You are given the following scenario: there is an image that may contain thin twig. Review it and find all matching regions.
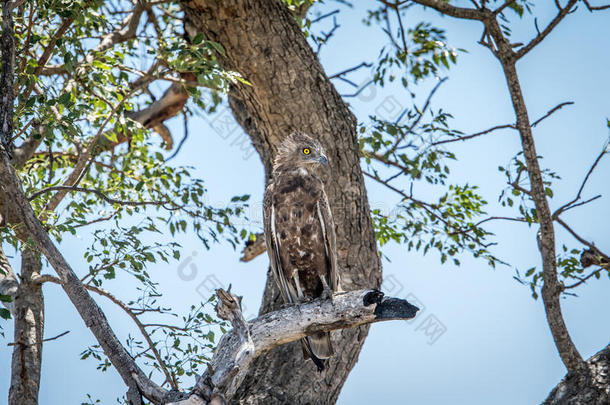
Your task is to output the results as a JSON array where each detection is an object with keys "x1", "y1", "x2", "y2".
[
  {"x1": 553, "y1": 141, "x2": 608, "y2": 218},
  {"x1": 531, "y1": 101, "x2": 574, "y2": 127},
  {"x1": 432, "y1": 123, "x2": 515, "y2": 146},
  {"x1": 28, "y1": 185, "x2": 169, "y2": 207},
  {"x1": 582, "y1": 0, "x2": 610, "y2": 11},
  {"x1": 515, "y1": 0, "x2": 578, "y2": 59}
]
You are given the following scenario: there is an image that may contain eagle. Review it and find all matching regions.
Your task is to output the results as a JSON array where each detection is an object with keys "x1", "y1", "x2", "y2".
[{"x1": 263, "y1": 131, "x2": 339, "y2": 371}]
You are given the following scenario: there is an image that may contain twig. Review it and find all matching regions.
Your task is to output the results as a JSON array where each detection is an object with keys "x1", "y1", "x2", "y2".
[
  {"x1": 43, "y1": 330, "x2": 70, "y2": 342},
  {"x1": 329, "y1": 62, "x2": 372, "y2": 79},
  {"x1": 165, "y1": 112, "x2": 189, "y2": 162},
  {"x1": 28, "y1": 185, "x2": 169, "y2": 207},
  {"x1": 555, "y1": 218, "x2": 610, "y2": 262},
  {"x1": 553, "y1": 141, "x2": 608, "y2": 218},
  {"x1": 493, "y1": 0, "x2": 516, "y2": 15},
  {"x1": 531, "y1": 101, "x2": 574, "y2": 127},
  {"x1": 564, "y1": 268, "x2": 607, "y2": 289},
  {"x1": 515, "y1": 0, "x2": 578, "y2": 59},
  {"x1": 432, "y1": 123, "x2": 515, "y2": 146},
  {"x1": 582, "y1": 0, "x2": 610, "y2": 11},
  {"x1": 310, "y1": 9, "x2": 340, "y2": 23}
]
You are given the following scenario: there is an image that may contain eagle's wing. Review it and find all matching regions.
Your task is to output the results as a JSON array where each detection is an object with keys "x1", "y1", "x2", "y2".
[
  {"x1": 316, "y1": 188, "x2": 339, "y2": 291},
  {"x1": 263, "y1": 185, "x2": 295, "y2": 304}
]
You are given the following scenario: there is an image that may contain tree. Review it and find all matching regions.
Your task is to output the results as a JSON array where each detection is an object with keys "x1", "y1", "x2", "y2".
[{"x1": 0, "y1": 0, "x2": 608, "y2": 404}]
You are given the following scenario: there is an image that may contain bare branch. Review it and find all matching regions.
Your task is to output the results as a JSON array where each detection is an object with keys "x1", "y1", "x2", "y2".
[
  {"x1": 389, "y1": 77, "x2": 448, "y2": 153},
  {"x1": 328, "y1": 62, "x2": 372, "y2": 79},
  {"x1": 32, "y1": 265, "x2": 180, "y2": 391},
  {"x1": 42, "y1": 330, "x2": 70, "y2": 343},
  {"x1": 515, "y1": 0, "x2": 578, "y2": 59},
  {"x1": 432, "y1": 123, "x2": 515, "y2": 146},
  {"x1": 564, "y1": 268, "x2": 608, "y2": 289},
  {"x1": 310, "y1": 9, "x2": 340, "y2": 23},
  {"x1": 28, "y1": 185, "x2": 170, "y2": 207},
  {"x1": 553, "y1": 141, "x2": 608, "y2": 218},
  {"x1": 531, "y1": 101, "x2": 574, "y2": 128},
  {"x1": 555, "y1": 217, "x2": 610, "y2": 263},
  {"x1": 582, "y1": 0, "x2": 610, "y2": 11},
  {"x1": 493, "y1": 0, "x2": 516, "y2": 15},
  {"x1": 124, "y1": 77, "x2": 192, "y2": 133},
  {"x1": 174, "y1": 288, "x2": 419, "y2": 405},
  {"x1": 385, "y1": 0, "x2": 484, "y2": 20}
]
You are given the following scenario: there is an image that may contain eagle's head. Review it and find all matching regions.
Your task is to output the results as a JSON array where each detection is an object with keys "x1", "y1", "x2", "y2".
[{"x1": 274, "y1": 131, "x2": 329, "y2": 171}]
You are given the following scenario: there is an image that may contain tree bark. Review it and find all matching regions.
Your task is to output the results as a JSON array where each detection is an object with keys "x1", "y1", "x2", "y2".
[
  {"x1": 544, "y1": 343, "x2": 610, "y2": 405},
  {"x1": 9, "y1": 248, "x2": 44, "y2": 405},
  {"x1": 0, "y1": 245, "x2": 18, "y2": 314},
  {"x1": 181, "y1": 1, "x2": 382, "y2": 403},
  {"x1": 479, "y1": 12, "x2": 585, "y2": 374}
]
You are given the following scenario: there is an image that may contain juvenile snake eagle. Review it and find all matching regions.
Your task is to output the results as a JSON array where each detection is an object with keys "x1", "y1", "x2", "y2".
[{"x1": 263, "y1": 131, "x2": 339, "y2": 371}]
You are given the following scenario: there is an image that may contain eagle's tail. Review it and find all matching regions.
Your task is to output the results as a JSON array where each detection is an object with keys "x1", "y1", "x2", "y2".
[{"x1": 301, "y1": 332, "x2": 333, "y2": 371}]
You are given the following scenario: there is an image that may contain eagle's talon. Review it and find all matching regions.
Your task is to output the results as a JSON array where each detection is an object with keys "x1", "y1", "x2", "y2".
[{"x1": 321, "y1": 287, "x2": 333, "y2": 302}]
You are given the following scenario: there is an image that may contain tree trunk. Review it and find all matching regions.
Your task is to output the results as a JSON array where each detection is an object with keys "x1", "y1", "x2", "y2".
[
  {"x1": 181, "y1": 1, "x2": 382, "y2": 403},
  {"x1": 9, "y1": 248, "x2": 44, "y2": 405},
  {"x1": 544, "y1": 343, "x2": 610, "y2": 405}
]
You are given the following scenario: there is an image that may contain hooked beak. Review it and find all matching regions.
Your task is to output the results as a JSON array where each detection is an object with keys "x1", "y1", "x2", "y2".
[{"x1": 317, "y1": 154, "x2": 328, "y2": 166}]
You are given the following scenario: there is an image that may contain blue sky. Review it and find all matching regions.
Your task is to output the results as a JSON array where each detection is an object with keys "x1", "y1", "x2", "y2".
[{"x1": 1, "y1": 1, "x2": 609, "y2": 404}]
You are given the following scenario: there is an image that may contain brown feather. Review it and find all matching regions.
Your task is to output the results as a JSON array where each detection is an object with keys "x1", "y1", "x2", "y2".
[{"x1": 263, "y1": 132, "x2": 339, "y2": 370}]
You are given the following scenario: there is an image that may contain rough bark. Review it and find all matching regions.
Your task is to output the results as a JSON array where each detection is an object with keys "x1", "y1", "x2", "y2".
[
  {"x1": 181, "y1": 1, "x2": 382, "y2": 403},
  {"x1": 544, "y1": 343, "x2": 610, "y2": 405},
  {"x1": 0, "y1": 245, "x2": 18, "y2": 314},
  {"x1": 9, "y1": 248, "x2": 44, "y2": 405}
]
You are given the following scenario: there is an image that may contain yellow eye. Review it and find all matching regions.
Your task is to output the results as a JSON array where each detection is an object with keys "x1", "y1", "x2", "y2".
[{"x1": 303, "y1": 148, "x2": 311, "y2": 155}]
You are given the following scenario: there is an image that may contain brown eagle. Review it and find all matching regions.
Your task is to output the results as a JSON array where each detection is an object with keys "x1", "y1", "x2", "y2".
[{"x1": 263, "y1": 131, "x2": 339, "y2": 371}]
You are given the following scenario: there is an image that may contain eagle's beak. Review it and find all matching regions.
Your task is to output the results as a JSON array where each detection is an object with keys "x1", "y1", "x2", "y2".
[{"x1": 318, "y1": 155, "x2": 328, "y2": 165}]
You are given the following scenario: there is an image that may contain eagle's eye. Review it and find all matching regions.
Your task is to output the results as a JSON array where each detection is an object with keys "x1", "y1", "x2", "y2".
[{"x1": 302, "y1": 148, "x2": 311, "y2": 155}]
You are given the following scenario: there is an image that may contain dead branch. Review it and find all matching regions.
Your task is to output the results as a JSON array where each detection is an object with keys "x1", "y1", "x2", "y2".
[{"x1": 170, "y1": 288, "x2": 418, "y2": 405}]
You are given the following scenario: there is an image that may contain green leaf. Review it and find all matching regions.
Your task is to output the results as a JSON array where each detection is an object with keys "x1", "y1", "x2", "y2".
[
  {"x1": 58, "y1": 92, "x2": 72, "y2": 106},
  {"x1": 193, "y1": 33, "x2": 205, "y2": 45},
  {"x1": 0, "y1": 308, "x2": 11, "y2": 320}
]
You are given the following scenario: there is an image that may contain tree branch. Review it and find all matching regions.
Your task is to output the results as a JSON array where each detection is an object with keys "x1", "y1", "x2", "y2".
[
  {"x1": 28, "y1": 185, "x2": 170, "y2": 207},
  {"x1": 479, "y1": 10, "x2": 585, "y2": 372},
  {"x1": 388, "y1": 0, "x2": 484, "y2": 20},
  {"x1": 515, "y1": 0, "x2": 578, "y2": 60},
  {"x1": 530, "y1": 101, "x2": 574, "y2": 128},
  {"x1": 553, "y1": 141, "x2": 608, "y2": 218},
  {"x1": 431, "y1": 123, "x2": 515, "y2": 146},
  {"x1": 0, "y1": 7, "x2": 173, "y2": 399},
  {"x1": 582, "y1": 0, "x2": 610, "y2": 11},
  {"x1": 173, "y1": 288, "x2": 418, "y2": 405}
]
